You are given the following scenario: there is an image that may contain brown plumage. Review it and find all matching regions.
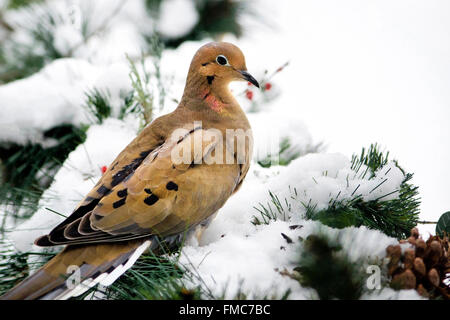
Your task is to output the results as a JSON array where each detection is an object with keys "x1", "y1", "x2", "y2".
[{"x1": 1, "y1": 42, "x2": 259, "y2": 300}]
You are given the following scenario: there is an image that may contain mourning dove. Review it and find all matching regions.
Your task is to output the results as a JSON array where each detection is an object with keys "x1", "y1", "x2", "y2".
[{"x1": 1, "y1": 42, "x2": 259, "y2": 300}]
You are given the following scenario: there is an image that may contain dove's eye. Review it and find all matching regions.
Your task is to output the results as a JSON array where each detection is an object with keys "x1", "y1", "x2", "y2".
[{"x1": 216, "y1": 55, "x2": 228, "y2": 66}]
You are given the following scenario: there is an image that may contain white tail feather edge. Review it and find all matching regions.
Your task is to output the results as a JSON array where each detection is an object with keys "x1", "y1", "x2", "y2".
[{"x1": 52, "y1": 240, "x2": 152, "y2": 300}]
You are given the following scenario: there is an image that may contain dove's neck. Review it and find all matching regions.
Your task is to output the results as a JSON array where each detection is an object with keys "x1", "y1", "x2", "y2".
[{"x1": 181, "y1": 73, "x2": 239, "y2": 114}]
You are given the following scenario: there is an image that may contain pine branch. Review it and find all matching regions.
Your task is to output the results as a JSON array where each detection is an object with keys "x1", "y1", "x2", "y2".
[
  {"x1": 126, "y1": 54, "x2": 153, "y2": 128},
  {"x1": 254, "y1": 144, "x2": 420, "y2": 238},
  {"x1": 280, "y1": 233, "x2": 366, "y2": 300},
  {"x1": 84, "y1": 88, "x2": 112, "y2": 124},
  {"x1": 305, "y1": 144, "x2": 420, "y2": 238}
]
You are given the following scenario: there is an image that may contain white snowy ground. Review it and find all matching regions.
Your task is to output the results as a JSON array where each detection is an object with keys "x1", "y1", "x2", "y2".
[{"x1": 1, "y1": 0, "x2": 445, "y2": 299}]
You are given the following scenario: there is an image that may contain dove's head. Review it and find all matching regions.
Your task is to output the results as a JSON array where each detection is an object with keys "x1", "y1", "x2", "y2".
[{"x1": 182, "y1": 42, "x2": 259, "y2": 111}]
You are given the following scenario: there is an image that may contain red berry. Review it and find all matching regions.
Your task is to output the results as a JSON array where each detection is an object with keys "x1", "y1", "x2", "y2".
[
  {"x1": 101, "y1": 165, "x2": 107, "y2": 174},
  {"x1": 246, "y1": 90, "x2": 253, "y2": 100},
  {"x1": 265, "y1": 83, "x2": 272, "y2": 91}
]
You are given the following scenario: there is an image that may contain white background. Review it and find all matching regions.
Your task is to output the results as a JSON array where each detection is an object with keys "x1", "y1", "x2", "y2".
[{"x1": 245, "y1": 0, "x2": 450, "y2": 234}]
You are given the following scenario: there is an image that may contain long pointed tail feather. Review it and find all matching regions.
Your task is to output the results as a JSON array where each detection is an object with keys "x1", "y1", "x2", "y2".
[{"x1": 1, "y1": 239, "x2": 151, "y2": 300}]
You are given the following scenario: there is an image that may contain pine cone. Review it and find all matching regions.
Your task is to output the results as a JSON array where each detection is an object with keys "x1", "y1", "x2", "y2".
[{"x1": 386, "y1": 228, "x2": 449, "y2": 299}]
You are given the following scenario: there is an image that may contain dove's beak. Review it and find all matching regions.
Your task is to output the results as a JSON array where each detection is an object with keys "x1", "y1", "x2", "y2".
[{"x1": 239, "y1": 70, "x2": 259, "y2": 88}]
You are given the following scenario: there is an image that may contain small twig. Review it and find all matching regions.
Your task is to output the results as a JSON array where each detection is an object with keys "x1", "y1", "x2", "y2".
[{"x1": 417, "y1": 220, "x2": 437, "y2": 224}]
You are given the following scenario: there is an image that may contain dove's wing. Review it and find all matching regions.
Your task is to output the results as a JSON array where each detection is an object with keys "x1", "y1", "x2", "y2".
[
  {"x1": 35, "y1": 119, "x2": 242, "y2": 247},
  {"x1": 34, "y1": 114, "x2": 168, "y2": 245}
]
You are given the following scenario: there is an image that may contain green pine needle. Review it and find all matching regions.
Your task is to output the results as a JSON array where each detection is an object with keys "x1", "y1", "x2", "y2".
[
  {"x1": 291, "y1": 233, "x2": 365, "y2": 300},
  {"x1": 306, "y1": 144, "x2": 419, "y2": 238},
  {"x1": 84, "y1": 88, "x2": 112, "y2": 124}
]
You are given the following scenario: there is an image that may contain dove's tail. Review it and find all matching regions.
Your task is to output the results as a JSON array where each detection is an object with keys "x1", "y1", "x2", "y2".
[{"x1": 0, "y1": 239, "x2": 151, "y2": 300}]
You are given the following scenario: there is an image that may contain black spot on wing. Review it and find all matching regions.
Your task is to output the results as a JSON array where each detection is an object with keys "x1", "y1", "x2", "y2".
[
  {"x1": 113, "y1": 198, "x2": 126, "y2": 209},
  {"x1": 166, "y1": 181, "x2": 178, "y2": 191},
  {"x1": 117, "y1": 188, "x2": 128, "y2": 198},
  {"x1": 144, "y1": 194, "x2": 159, "y2": 206}
]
